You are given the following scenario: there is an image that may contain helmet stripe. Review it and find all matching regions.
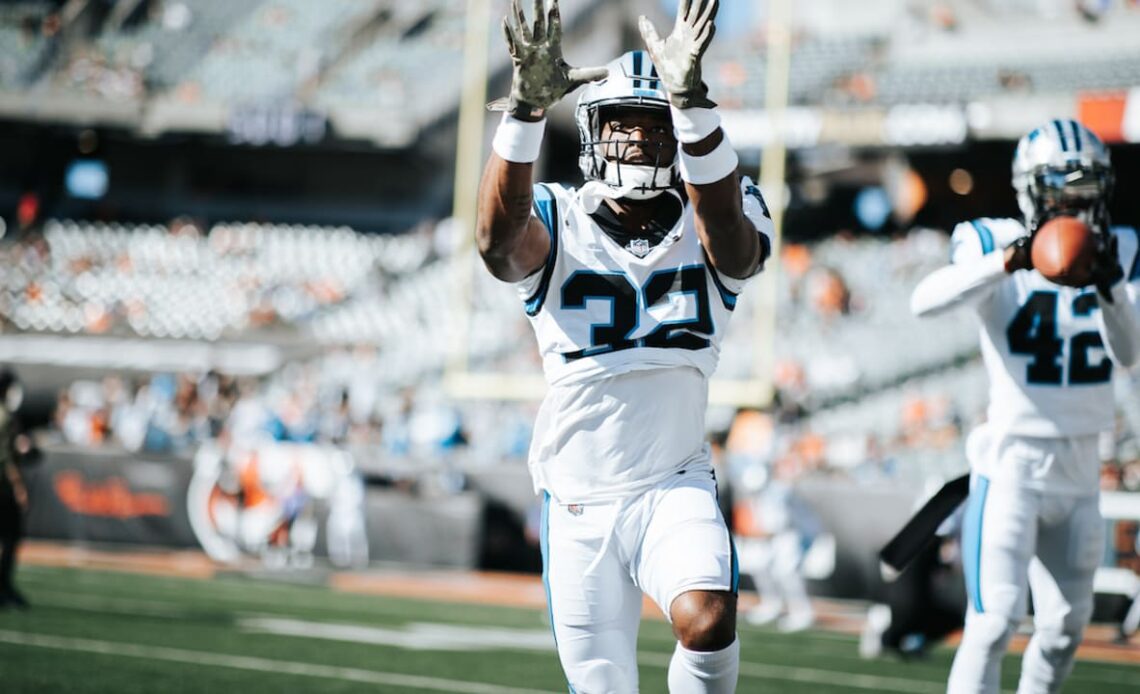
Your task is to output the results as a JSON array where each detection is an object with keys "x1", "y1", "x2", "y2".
[
  {"x1": 1053, "y1": 119, "x2": 1070, "y2": 152},
  {"x1": 1070, "y1": 120, "x2": 1082, "y2": 152},
  {"x1": 633, "y1": 51, "x2": 643, "y2": 89}
]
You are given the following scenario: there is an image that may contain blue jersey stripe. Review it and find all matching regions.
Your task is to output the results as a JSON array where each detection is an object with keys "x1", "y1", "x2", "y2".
[
  {"x1": 730, "y1": 535, "x2": 740, "y2": 594},
  {"x1": 970, "y1": 220, "x2": 995, "y2": 254},
  {"x1": 533, "y1": 182, "x2": 557, "y2": 231},
  {"x1": 540, "y1": 493, "x2": 576, "y2": 693},
  {"x1": 524, "y1": 183, "x2": 559, "y2": 316},
  {"x1": 757, "y1": 230, "x2": 772, "y2": 267},
  {"x1": 702, "y1": 249, "x2": 738, "y2": 311},
  {"x1": 963, "y1": 476, "x2": 990, "y2": 614}
]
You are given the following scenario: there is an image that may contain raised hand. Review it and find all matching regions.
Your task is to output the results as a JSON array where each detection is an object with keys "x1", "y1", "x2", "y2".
[
  {"x1": 488, "y1": 0, "x2": 608, "y2": 121},
  {"x1": 638, "y1": 0, "x2": 719, "y2": 109}
]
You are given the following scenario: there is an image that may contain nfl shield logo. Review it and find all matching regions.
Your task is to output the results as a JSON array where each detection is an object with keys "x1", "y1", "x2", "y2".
[
  {"x1": 567, "y1": 504, "x2": 584, "y2": 517},
  {"x1": 627, "y1": 238, "x2": 651, "y2": 257}
]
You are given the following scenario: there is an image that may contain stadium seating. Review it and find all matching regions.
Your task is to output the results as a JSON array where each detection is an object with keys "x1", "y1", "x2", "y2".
[
  {"x1": 1, "y1": 219, "x2": 432, "y2": 340},
  {"x1": 5, "y1": 0, "x2": 1140, "y2": 127},
  {"x1": 0, "y1": 1, "x2": 54, "y2": 90}
]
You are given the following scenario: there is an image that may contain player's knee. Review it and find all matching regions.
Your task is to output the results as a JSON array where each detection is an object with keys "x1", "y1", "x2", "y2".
[
  {"x1": 963, "y1": 610, "x2": 1018, "y2": 653},
  {"x1": 1036, "y1": 608, "x2": 1091, "y2": 654},
  {"x1": 670, "y1": 590, "x2": 736, "y2": 651}
]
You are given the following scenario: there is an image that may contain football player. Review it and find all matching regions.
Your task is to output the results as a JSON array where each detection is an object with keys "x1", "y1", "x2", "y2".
[
  {"x1": 476, "y1": 1, "x2": 771, "y2": 691},
  {"x1": 910, "y1": 119, "x2": 1140, "y2": 693}
]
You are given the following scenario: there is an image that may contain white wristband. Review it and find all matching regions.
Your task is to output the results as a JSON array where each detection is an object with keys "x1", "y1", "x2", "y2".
[
  {"x1": 670, "y1": 106, "x2": 721, "y2": 144},
  {"x1": 492, "y1": 114, "x2": 546, "y2": 163},
  {"x1": 679, "y1": 138, "x2": 739, "y2": 185}
]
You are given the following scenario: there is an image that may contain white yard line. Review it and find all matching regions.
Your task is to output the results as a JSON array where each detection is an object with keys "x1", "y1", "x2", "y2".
[{"x1": 0, "y1": 630, "x2": 558, "y2": 694}]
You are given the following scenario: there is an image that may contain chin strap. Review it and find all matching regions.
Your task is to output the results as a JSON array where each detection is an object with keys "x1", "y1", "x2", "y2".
[
  {"x1": 576, "y1": 181, "x2": 681, "y2": 215},
  {"x1": 577, "y1": 163, "x2": 673, "y2": 212},
  {"x1": 577, "y1": 180, "x2": 636, "y2": 213}
]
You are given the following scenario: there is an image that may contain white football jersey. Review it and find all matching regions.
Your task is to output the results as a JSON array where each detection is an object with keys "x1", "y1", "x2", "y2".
[
  {"x1": 949, "y1": 217, "x2": 1140, "y2": 439},
  {"x1": 515, "y1": 177, "x2": 773, "y2": 503}
]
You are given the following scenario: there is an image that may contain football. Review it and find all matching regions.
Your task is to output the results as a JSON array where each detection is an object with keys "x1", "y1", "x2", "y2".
[{"x1": 1031, "y1": 216, "x2": 1096, "y2": 286}]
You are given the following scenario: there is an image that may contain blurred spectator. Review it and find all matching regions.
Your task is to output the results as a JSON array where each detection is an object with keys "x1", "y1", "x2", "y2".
[
  {"x1": 806, "y1": 266, "x2": 852, "y2": 318},
  {"x1": 1, "y1": 368, "x2": 29, "y2": 609},
  {"x1": 736, "y1": 455, "x2": 822, "y2": 632}
]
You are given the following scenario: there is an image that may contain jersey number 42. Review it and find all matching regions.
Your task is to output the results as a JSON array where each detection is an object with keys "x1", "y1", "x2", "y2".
[{"x1": 1006, "y1": 290, "x2": 1112, "y2": 386}]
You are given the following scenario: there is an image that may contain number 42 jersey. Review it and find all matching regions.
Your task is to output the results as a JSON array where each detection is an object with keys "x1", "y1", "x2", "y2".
[
  {"x1": 949, "y1": 217, "x2": 1140, "y2": 439},
  {"x1": 513, "y1": 177, "x2": 772, "y2": 503}
]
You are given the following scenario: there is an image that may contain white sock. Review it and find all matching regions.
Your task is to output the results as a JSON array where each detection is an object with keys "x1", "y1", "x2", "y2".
[{"x1": 667, "y1": 637, "x2": 740, "y2": 694}]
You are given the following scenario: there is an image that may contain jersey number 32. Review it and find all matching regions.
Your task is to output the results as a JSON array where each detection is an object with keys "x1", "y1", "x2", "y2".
[{"x1": 560, "y1": 266, "x2": 712, "y2": 361}]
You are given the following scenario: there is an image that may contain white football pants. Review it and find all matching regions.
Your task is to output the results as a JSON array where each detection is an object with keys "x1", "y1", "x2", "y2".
[
  {"x1": 541, "y1": 468, "x2": 738, "y2": 693},
  {"x1": 948, "y1": 433, "x2": 1103, "y2": 694}
]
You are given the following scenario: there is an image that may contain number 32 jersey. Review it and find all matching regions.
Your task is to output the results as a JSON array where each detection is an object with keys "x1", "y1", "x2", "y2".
[
  {"x1": 514, "y1": 178, "x2": 772, "y2": 503},
  {"x1": 950, "y1": 217, "x2": 1140, "y2": 439}
]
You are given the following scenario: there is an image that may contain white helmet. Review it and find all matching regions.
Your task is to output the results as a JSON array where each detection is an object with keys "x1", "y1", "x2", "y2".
[
  {"x1": 1012, "y1": 119, "x2": 1113, "y2": 230},
  {"x1": 575, "y1": 50, "x2": 677, "y2": 203}
]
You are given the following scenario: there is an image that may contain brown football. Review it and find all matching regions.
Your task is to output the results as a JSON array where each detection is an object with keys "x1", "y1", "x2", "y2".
[{"x1": 1031, "y1": 216, "x2": 1096, "y2": 287}]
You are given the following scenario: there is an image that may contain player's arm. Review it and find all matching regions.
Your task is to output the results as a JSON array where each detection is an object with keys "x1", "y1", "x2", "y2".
[
  {"x1": 910, "y1": 222, "x2": 1027, "y2": 318},
  {"x1": 640, "y1": 0, "x2": 763, "y2": 279},
  {"x1": 1092, "y1": 230, "x2": 1140, "y2": 367},
  {"x1": 476, "y1": 154, "x2": 550, "y2": 282},
  {"x1": 683, "y1": 132, "x2": 763, "y2": 279},
  {"x1": 475, "y1": 0, "x2": 606, "y2": 282}
]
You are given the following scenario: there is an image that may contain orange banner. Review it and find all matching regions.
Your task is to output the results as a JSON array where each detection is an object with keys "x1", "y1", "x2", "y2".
[
  {"x1": 54, "y1": 471, "x2": 171, "y2": 519},
  {"x1": 1077, "y1": 92, "x2": 1127, "y2": 143}
]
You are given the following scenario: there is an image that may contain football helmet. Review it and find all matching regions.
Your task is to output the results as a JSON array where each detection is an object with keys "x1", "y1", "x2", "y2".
[
  {"x1": 575, "y1": 50, "x2": 677, "y2": 203},
  {"x1": 1012, "y1": 119, "x2": 1113, "y2": 231}
]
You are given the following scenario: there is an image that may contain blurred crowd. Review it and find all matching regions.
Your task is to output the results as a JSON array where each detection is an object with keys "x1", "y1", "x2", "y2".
[
  {"x1": 25, "y1": 221, "x2": 1140, "y2": 494},
  {"x1": 46, "y1": 353, "x2": 534, "y2": 475},
  {"x1": 0, "y1": 216, "x2": 434, "y2": 339}
]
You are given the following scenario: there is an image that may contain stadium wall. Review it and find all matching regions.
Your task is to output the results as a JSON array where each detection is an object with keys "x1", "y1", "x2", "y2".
[{"x1": 24, "y1": 447, "x2": 487, "y2": 569}]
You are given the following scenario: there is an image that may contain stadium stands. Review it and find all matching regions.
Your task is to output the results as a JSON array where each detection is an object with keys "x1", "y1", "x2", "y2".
[
  {"x1": 1, "y1": 218, "x2": 432, "y2": 339},
  {"x1": 0, "y1": 0, "x2": 54, "y2": 90},
  {"x1": 4, "y1": 0, "x2": 1140, "y2": 145},
  {"x1": 10, "y1": 213, "x2": 1001, "y2": 480}
]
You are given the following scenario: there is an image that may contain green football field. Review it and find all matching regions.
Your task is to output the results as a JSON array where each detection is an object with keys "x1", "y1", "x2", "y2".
[{"x1": 0, "y1": 565, "x2": 1136, "y2": 693}]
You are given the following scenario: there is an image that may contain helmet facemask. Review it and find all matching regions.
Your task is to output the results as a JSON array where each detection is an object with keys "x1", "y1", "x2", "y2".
[
  {"x1": 1025, "y1": 162, "x2": 1113, "y2": 230},
  {"x1": 582, "y1": 103, "x2": 677, "y2": 201},
  {"x1": 574, "y1": 51, "x2": 679, "y2": 211},
  {"x1": 1012, "y1": 120, "x2": 1114, "y2": 232}
]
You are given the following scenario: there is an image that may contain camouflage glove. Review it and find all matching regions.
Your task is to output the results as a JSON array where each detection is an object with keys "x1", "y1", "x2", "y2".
[
  {"x1": 638, "y1": 0, "x2": 719, "y2": 109},
  {"x1": 487, "y1": 0, "x2": 607, "y2": 122},
  {"x1": 1091, "y1": 233, "x2": 1124, "y2": 304}
]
